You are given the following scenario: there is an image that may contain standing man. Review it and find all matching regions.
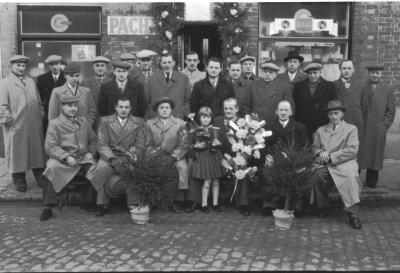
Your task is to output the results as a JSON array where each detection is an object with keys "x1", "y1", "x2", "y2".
[
  {"x1": 334, "y1": 60, "x2": 367, "y2": 163},
  {"x1": 129, "y1": 49, "x2": 158, "y2": 87},
  {"x1": 48, "y1": 64, "x2": 97, "y2": 126},
  {"x1": 240, "y1": 55, "x2": 259, "y2": 82},
  {"x1": 98, "y1": 61, "x2": 147, "y2": 118},
  {"x1": 292, "y1": 62, "x2": 337, "y2": 141},
  {"x1": 242, "y1": 62, "x2": 293, "y2": 124},
  {"x1": 360, "y1": 65, "x2": 396, "y2": 188},
  {"x1": 181, "y1": 51, "x2": 206, "y2": 92},
  {"x1": 277, "y1": 50, "x2": 307, "y2": 84},
  {"x1": 147, "y1": 53, "x2": 191, "y2": 119},
  {"x1": 81, "y1": 56, "x2": 112, "y2": 105},
  {"x1": 40, "y1": 96, "x2": 97, "y2": 221},
  {"x1": 0, "y1": 55, "x2": 46, "y2": 192},
  {"x1": 120, "y1": 53, "x2": 136, "y2": 71},
  {"x1": 190, "y1": 57, "x2": 235, "y2": 118},
  {"x1": 36, "y1": 54, "x2": 66, "y2": 133}
]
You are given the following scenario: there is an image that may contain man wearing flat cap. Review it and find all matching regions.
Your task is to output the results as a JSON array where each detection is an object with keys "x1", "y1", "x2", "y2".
[
  {"x1": 120, "y1": 53, "x2": 136, "y2": 70},
  {"x1": 36, "y1": 54, "x2": 66, "y2": 133},
  {"x1": 277, "y1": 50, "x2": 307, "y2": 84},
  {"x1": 40, "y1": 95, "x2": 97, "y2": 221},
  {"x1": 129, "y1": 49, "x2": 158, "y2": 86},
  {"x1": 48, "y1": 64, "x2": 97, "y2": 126},
  {"x1": 310, "y1": 99, "x2": 362, "y2": 229},
  {"x1": 242, "y1": 62, "x2": 293, "y2": 124},
  {"x1": 98, "y1": 61, "x2": 147, "y2": 118},
  {"x1": 0, "y1": 55, "x2": 46, "y2": 192},
  {"x1": 240, "y1": 55, "x2": 259, "y2": 82},
  {"x1": 292, "y1": 62, "x2": 338, "y2": 141},
  {"x1": 359, "y1": 65, "x2": 396, "y2": 188}
]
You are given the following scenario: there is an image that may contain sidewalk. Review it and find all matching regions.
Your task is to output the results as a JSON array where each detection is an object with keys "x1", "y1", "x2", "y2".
[{"x1": 0, "y1": 158, "x2": 399, "y2": 202}]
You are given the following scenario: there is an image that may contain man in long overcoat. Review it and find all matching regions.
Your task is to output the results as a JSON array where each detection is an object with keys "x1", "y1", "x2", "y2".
[
  {"x1": 292, "y1": 62, "x2": 338, "y2": 141},
  {"x1": 147, "y1": 53, "x2": 191, "y2": 119},
  {"x1": 359, "y1": 65, "x2": 396, "y2": 188},
  {"x1": 97, "y1": 61, "x2": 147, "y2": 118},
  {"x1": 48, "y1": 64, "x2": 97, "y2": 126},
  {"x1": 276, "y1": 50, "x2": 307, "y2": 85},
  {"x1": 129, "y1": 49, "x2": 158, "y2": 87},
  {"x1": 87, "y1": 98, "x2": 145, "y2": 216},
  {"x1": 36, "y1": 55, "x2": 66, "y2": 133},
  {"x1": 40, "y1": 96, "x2": 97, "y2": 221},
  {"x1": 310, "y1": 100, "x2": 362, "y2": 229},
  {"x1": 242, "y1": 62, "x2": 293, "y2": 125},
  {"x1": 0, "y1": 55, "x2": 46, "y2": 192},
  {"x1": 190, "y1": 57, "x2": 236, "y2": 118}
]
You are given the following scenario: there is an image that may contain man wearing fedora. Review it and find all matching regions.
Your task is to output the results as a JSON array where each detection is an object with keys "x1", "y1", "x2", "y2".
[
  {"x1": 277, "y1": 50, "x2": 307, "y2": 84},
  {"x1": 40, "y1": 95, "x2": 97, "y2": 221},
  {"x1": 310, "y1": 99, "x2": 362, "y2": 229},
  {"x1": 129, "y1": 49, "x2": 158, "y2": 86},
  {"x1": 0, "y1": 55, "x2": 46, "y2": 192},
  {"x1": 36, "y1": 54, "x2": 66, "y2": 133},
  {"x1": 240, "y1": 55, "x2": 259, "y2": 82},
  {"x1": 242, "y1": 62, "x2": 293, "y2": 124},
  {"x1": 48, "y1": 64, "x2": 97, "y2": 127},
  {"x1": 359, "y1": 65, "x2": 396, "y2": 188},
  {"x1": 98, "y1": 61, "x2": 147, "y2": 118},
  {"x1": 292, "y1": 62, "x2": 338, "y2": 141}
]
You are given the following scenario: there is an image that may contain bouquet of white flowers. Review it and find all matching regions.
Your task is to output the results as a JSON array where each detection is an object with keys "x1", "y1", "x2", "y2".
[{"x1": 220, "y1": 114, "x2": 272, "y2": 201}]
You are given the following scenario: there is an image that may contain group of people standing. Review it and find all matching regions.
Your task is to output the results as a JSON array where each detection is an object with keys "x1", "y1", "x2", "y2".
[{"x1": 0, "y1": 48, "x2": 396, "y2": 230}]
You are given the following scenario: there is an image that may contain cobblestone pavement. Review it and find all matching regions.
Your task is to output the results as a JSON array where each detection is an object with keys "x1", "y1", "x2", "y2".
[{"x1": 1, "y1": 201, "x2": 400, "y2": 271}]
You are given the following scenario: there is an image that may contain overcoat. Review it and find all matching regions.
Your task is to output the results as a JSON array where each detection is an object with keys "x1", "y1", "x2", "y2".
[
  {"x1": 312, "y1": 121, "x2": 362, "y2": 208},
  {"x1": 227, "y1": 77, "x2": 252, "y2": 117},
  {"x1": 144, "y1": 116, "x2": 189, "y2": 189},
  {"x1": 276, "y1": 70, "x2": 307, "y2": 85},
  {"x1": 129, "y1": 67, "x2": 154, "y2": 87},
  {"x1": 48, "y1": 83, "x2": 97, "y2": 126},
  {"x1": 0, "y1": 73, "x2": 46, "y2": 173},
  {"x1": 81, "y1": 74, "x2": 113, "y2": 105},
  {"x1": 36, "y1": 70, "x2": 66, "y2": 116},
  {"x1": 43, "y1": 115, "x2": 97, "y2": 193},
  {"x1": 265, "y1": 118, "x2": 308, "y2": 150},
  {"x1": 87, "y1": 114, "x2": 146, "y2": 192},
  {"x1": 292, "y1": 77, "x2": 338, "y2": 141},
  {"x1": 147, "y1": 70, "x2": 191, "y2": 119},
  {"x1": 242, "y1": 78, "x2": 293, "y2": 124},
  {"x1": 97, "y1": 78, "x2": 147, "y2": 118},
  {"x1": 190, "y1": 76, "x2": 236, "y2": 118},
  {"x1": 359, "y1": 81, "x2": 396, "y2": 170}
]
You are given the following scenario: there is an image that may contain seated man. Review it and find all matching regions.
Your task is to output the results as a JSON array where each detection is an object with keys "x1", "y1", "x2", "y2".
[
  {"x1": 311, "y1": 100, "x2": 362, "y2": 229},
  {"x1": 40, "y1": 96, "x2": 97, "y2": 221},
  {"x1": 262, "y1": 100, "x2": 309, "y2": 217},
  {"x1": 87, "y1": 98, "x2": 145, "y2": 216}
]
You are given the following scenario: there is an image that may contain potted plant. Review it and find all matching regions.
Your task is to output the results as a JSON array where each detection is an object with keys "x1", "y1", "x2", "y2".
[
  {"x1": 261, "y1": 142, "x2": 314, "y2": 230},
  {"x1": 117, "y1": 149, "x2": 178, "y2": 224}
]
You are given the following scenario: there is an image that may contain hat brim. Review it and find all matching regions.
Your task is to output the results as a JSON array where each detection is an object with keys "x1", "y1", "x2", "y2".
[
  {"x1": 324, "y1": 106, "x2": 346, "y2": 113},
  {"x1": 284, "y1": 56, "x2": 304, "y2": 62},
  {"x1": 152, "y1": 98, "x2": 175, "y2": 112},
  {"x1": 240, "y1": 57, "x2": 256, "y2": 63}
]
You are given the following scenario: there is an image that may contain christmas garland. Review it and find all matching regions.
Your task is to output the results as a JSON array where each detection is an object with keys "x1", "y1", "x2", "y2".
[{"x1": 214, "y1": 2, "x2": 249, "y2": 62}]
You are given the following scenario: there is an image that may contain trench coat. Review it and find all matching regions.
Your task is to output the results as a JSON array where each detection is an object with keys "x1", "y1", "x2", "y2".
[
  {"x1": 48, "y1": 84, "x2": 97, "y2": 126},
  {"x1": 359, "y1": 81, "x2": 396, "y2": 170},
  {"x1": 81, "y1": 74, "x2": 113, "y2": 105},
  {"x1": 312, "y1": 121, "x2": 361, "y2": 208},
  {"x1": 87, "y1": 114, "x2": 146, "y2": 192},
  {"x1": 144, "y1": 116, "x2": 189, "y2": 189},
  {"x1": 276, "y1": 70, "x2": 307, "y2": 85},
  {"x1": 147, "y1": 70, "x2": 191, "y2": 119},
  {"x1": 0, "y1": 73, "x2": 46, "y2": 173},
  {"x1": 43, "y1": 115, "x2": 97, "y2": 193},
  {"x1": 242, "y1": 78, "x2": 293, "y2": 124}
]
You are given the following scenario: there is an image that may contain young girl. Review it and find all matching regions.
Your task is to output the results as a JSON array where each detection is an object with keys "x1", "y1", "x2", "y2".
[{"x1": 190, "y1": 107, "x2": 225, "y2": 213}]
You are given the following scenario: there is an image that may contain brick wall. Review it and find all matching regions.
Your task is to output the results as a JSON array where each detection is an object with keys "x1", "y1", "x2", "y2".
[
  {"x1": 0, "y1": 4, "x2": 17, "y2": 78},
  {"x1": 242, "y1": 3, "x2": 259, "y2": 57}
]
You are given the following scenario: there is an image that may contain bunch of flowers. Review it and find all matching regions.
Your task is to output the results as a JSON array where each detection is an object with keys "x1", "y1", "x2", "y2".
[{"x1": 221, "y1": 114, "x2": 272, "y2": 200}]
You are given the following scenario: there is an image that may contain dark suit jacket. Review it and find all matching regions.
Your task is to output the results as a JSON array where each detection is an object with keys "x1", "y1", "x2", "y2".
[
  {"x1": 97, "y1": 78, "x2": 147, "y2": 118},
  {"x1": 213, "y1": 116, "x2": 234, "y2": 156},
  {"x1": 227, "y1": 77, "x2": 252, "y2": 117},
  {"x1": 276, "y1": 70, "x2": 307, "y2": 85},
  {"x1": 81, "y1": 74, "x2": 113, "y2": 105},
  {"x1": 266, "y1": 118, "x2": 308, "y2": 150},
  {"x1": 190, "y1": 76, "x2": 235, "y2": 117},
  {"x1": 292, "y1": 77, "x2": 338, "y2": 141}
]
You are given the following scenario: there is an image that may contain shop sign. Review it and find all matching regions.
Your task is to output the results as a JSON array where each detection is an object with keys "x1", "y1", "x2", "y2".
[
  {"x1": 295, "y1": 18, "x2": 313, "y2": 32},
  {"x1": 108, "y1": 16, "x2": 154, "y2": 35}
]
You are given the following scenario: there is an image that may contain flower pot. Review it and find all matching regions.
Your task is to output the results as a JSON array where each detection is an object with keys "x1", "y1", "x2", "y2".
[
  {"x1": 129, "y1": 205, "x2": 150, "y2": 225},
  {"x1": 272, "y1": 209, "x2": 294, "y2": 230}
]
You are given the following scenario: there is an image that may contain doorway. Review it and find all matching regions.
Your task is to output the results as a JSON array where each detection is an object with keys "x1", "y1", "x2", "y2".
[{"x1": 181, "y1": 24, "x2": 222, "y2": 71}]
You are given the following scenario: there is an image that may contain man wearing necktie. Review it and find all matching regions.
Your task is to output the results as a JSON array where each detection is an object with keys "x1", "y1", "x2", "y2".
[
  {"x1": 276, "y1": 50, "x2": 307, "y2": 85},
  {"x1": 129, "y1": 49, "x2": 158, "y2": 86},
  {"x1": 359, "y1": 65, "x2": 396, "y2": 188}
]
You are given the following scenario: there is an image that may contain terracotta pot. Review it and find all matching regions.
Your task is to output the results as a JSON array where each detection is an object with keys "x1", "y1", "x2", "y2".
[{"x1": 129, "y1": 205, "x2": 150, "y2": 225}]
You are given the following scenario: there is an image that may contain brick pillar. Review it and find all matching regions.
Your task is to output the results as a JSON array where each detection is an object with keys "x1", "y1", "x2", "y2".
[{"x1": 0, "y1": 4, "x2": 17, "y2": 78}]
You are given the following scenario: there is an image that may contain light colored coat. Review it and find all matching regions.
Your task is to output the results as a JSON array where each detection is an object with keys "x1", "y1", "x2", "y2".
[
  {"x1": 312, "y1": 121, "x2": 362, "y2": 208},
  {"x1": 87, "y1": 114, "x2": 146, "y2": 192},
  {"x1": 145, "y1": 116, "x2": 189, "y2": 189},
  {"x1": 48, "y1": 83, "x2": 97, "y2": 126},
  {"x1": 43, "y1": 115, "x2": 97, "y2": 193},
  {"x1": 0, "y1": 73, "x2": 46, "y2": 173}
]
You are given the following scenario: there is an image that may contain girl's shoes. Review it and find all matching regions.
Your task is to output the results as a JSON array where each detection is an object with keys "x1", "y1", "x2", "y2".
[
  {"x1": 200, "y1": 206, "x2": 210, "y2": 213},
  {"x1": 212, "y1": 205, "x2": 221, "y2": 212}
]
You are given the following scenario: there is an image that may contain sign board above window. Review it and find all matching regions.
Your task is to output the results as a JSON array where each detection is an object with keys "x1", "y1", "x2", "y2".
[
  {"x1": 184, "y1": 2, "x2": 212, "y2": 21},
  {"x1": 107, "y1": 16, "x2": 155, "y2": 35}
]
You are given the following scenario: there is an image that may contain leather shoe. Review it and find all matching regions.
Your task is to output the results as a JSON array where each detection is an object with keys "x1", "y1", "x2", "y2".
[
  {"x1": 185, "y1": 202, "x2": 198, "y2": 213},
  {"x1": 262, "y1": 207, "x2": 273, "y2": 217},
  {"x1": 212, "y1": 205, "x2": 221, "y2": 212},
  {"x1": 170, "y1": 203, "x2": 181, "y2": 214},
  {"x1": 199, "y1": 206, "x2": 210, "y2": 213},
  {"x1": 317, "y1": 208, "x2": 329, "y2": 218},
  {"x1": 40, "y1": 208, "x2": 53, "y2": 221},
  {"x1": 349, "y1": 216, "x2": 362, "y2": 229},
  {"x1": 240, "y1": 206, "x2": 250, "y2": 216},
  {"x1": 95, "y1": 206, "x2": 107, "y2": 216}
]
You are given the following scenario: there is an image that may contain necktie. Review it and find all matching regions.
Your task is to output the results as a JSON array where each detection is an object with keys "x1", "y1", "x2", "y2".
[
  {"x1": 332, "y1": 124, "x2": 336, "y2": 131},
  {"x1": 166, "y1": 73, "x2": 170, "y2": 82},
  {"x1": 96, "y1": 77, "x2": 103, "y2": 85},
  {"x1": 54, "y1": 75, "x2": 58, "y2": 84},
  {"x1": 19, "y1": 77, "x2": 26, "y2": 86},
  {"x1": 120, "y1": 118, "x2": 126, "y2": 127}
]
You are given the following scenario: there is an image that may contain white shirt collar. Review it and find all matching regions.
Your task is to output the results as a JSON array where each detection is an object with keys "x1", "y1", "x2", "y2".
[
  {"x1": 279, "y1": 119, "x2": 289, "y2": 128},
  {"x1": 66, "y1": 82, "x2": 76, "y2": 90},
  {"x1": 116, "y1": 79, "x2": 127, "y2": 88},
  {"x1": 118, "y1": 115, "x2": 128, "y2": 126},
  {"x1": 288, "y1": 71, "x2": 297, "y2": 81}
]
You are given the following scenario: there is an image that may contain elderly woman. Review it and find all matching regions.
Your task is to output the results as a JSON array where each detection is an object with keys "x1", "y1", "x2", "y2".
[{"x1": 144, "y1": 97, "x2": 190, "y2": 213}]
